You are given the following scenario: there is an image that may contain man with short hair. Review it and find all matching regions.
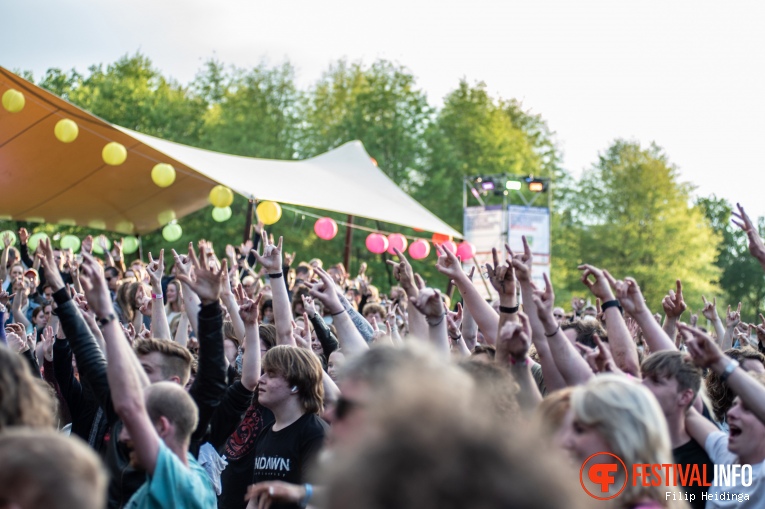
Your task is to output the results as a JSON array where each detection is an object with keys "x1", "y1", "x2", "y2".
[
  {"x1": 642, "y1": 350, "x2": 712, "y2": 508},
  {"x1": 78, "y1": 251, "x2": 216, "y2": 508}
]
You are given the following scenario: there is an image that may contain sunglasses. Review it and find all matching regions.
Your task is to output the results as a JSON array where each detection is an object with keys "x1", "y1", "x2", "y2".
[
  {"x1": 335, "y1": 396, "x2": 363, "y2": 421},
  {"x1": 554, "y1": 314, "x2": 564, "y2": 318}
]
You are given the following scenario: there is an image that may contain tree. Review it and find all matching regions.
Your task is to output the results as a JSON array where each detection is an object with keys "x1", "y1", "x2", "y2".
[
  {"x1": 697, "y1": 196, "x2": 765, "y2": 321},
  {"x1": 196, "y1": 62, "x2": 302, "y2": 160},
  {"x1": 559, "y1": 140, "x2": 721, "y2": 312}
]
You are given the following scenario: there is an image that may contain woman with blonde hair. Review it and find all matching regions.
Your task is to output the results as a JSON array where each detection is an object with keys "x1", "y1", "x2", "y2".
[
  {"x1": 0, "y1": 344, "x2": 56, "y2": 431},
  {"x1": 164, "y1": 279, "x2": 183, "y2": 324},
  {"x1": 562, "y1": 375, "x2": 687, "y2": 509}
]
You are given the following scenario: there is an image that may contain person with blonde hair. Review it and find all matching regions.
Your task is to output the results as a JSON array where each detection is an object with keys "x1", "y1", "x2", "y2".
[
  {"x1": 0, "y1": 343, "x2": 56, "y2": 431},
  {"x1": 562, "y1": 375, "x2": 686, "y2": 508}
]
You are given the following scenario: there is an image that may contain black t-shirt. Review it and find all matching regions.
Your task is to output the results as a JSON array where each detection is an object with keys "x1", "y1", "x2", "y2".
[
  {"x1": 218, "y1": 403, "x2": 275, "y2": 509},
  {"x1": 252, "y1": 413, "x2": 328, "y2": 509},
  {"x1": 673, "y1": 438, "x2": 713, "y2": 509}
]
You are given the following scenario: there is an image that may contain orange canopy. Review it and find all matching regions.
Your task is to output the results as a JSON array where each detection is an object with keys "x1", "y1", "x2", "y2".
[{"x1": 0, "y1": 67, "x2": 217, "y2": 235}]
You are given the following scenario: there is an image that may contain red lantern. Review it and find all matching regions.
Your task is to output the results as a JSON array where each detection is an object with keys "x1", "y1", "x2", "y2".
[
  {"x1": 314, "y1": 217, "x2": 338, "y2": 240},
  {"x1": 408, "y1": 239, "x2": 430, "y2": 260},
  {"x1": 432, "y1": 233, "x2": 452, "y2": 245},
  {"x1": 366, "y1": 233, "x2": 388, "y2": 254},
  {"x1": 456, "y1": 241, "x2": 476, "y2": 261}
]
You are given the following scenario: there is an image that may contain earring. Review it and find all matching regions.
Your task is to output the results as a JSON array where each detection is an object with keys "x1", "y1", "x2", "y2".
[{"x1": 291, "y1": 386, "x2": 298, "y2": 393}]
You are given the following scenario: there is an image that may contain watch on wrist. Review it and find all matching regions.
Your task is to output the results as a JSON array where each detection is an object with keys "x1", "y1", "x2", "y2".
[
  {"x1": 719, "y1": 359, "x2": 739, "y2": 383},
  {"x1": 97, "y1": 313, "x2": 117, "y2": 328}
]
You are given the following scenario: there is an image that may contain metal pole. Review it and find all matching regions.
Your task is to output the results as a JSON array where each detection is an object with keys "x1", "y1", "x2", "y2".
[
  {"x1": 343, "y1": 215, "x2": 354, "y2": 273},
  {"x1": 243, "y1": 199, "x2": 255, "y2": 243}
]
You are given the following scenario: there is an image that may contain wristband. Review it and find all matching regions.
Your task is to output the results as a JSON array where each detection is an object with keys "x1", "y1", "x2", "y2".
[
  {"x1": 299, "y1": 484, "x2": 313, "y2": 508},
  {"x1": 152, "y1": 293, "x2": 163, "y2": 300},
  {"x1": 499, "y1": 305, "x2": 519, "y2": 314},
  {"x1": 544, "y1": 324, "x2": 560, "y2": 337},
  {"x1": 449, "y1": 333, "x2": 462, "y2": 341},
  {"x1": 268, "y1": 272, "x2": 283, "y2": 279},
  {"x1": 719, "y1": 359, "x2": 740, "y2": 383},
  {"x1": 600, "y1": 299, "x2": 623, "y2": 315},
  {"x1": 331, "y1": 308, "x2": 346, "y2": 317},
  {"x1": 97, "y1": 313, "x2": 117, "y2": 328},
  {"x1": 426, "y1": 314, "x2": 445, "y2": 327},
  {"x1": 509, "y1": 356, "x2": 531, "y2": 366}
]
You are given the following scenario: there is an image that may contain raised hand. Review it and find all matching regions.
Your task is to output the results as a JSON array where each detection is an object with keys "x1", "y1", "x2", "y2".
[
  {"x1": 701, "y1": 296, "x2": 719, "y2": 322},
  {"x1": 172, "y1": 243, "x2": 194, "y2": 278},
  {"x1": 7, "y1": 326, "x2": 28, "y2": 353},
  {"x1": 661, "y1": 279, "x2": 687, "y2": 319},
  {"x1": 446, "y1": 302, "x2": 463, "y2": 339},
  {"x1": 389, "y1": 248, "x2": 419, "y2": 292},
  {"x1": 2, "y1": 232, "x2": 12, "y2": 248},
  {"x1": 571, "y1": 297, "x2": 586, "y2": 314},
  {"x1": 175, "y1": 247, "x2": 228, "y2": 306},
  {"x1": 578, "y1": 264, "x2": 616, "y2": 302},
  {"x1": 292, "y1": 316, "x2": 311, "y2": 349},
  {"x1": 238, "y1": 294, "x2": 263, "y2": 325},
  {"x1": 612, "y1": 277, "x2": 647, "y2": 316},
  {"x1": 507, "y1": 236, "x2": 533, "y2": 282},
  {"x1": 252, "y1": 230, "x2": 283, "y2": 274},
  {"x1": 306, "y1": 267, "x2": 344, "y2": 314},
  {"x1": 81, "y1": 235, "x2": 93, "y2": 255},
  {"x1": 0, "y1": 291, "x2": 14, "y2": 307},
  {"x1": 37, "y1": 239, "x2": 66, "y2": 292},
  {"x1": 496, "y1": 313, "x2": 531, "y2": 363},
  {"x1": 18, "y1": 227, "x2": 29, "y2": 245},
  {"x1": 732, "y1": 203, "x2": 765, "y2": 264},
  {"x1": 486, "y1": 247, "x2": 516, "y2": 297},
  {"x1": 284, "y1": 251, "x2": 296, "y2": 267},
  {"x1": 678, "y1": 323, "x2": 725, "y2": 368},
  {"x1": 41, "y1": 325, "x2": 55, "y2": 362},
  {"x1": 531, "y1": 273, "x2": 557, "y2": 331},
  {"x1": 409, "y1": 287, "x2": 446, "y2": 321},
  {"x1": 690, "y1": 312, "x2": 699, "y2": 328},
  {"x1": 78, "y1": 253, "x2": 113, "y2": 318},
  {"x1": 146, "y1": 250, "x2": 165, "y2": 288},
  {"x1": 301, "y1": 294, "x2": 317, "y2": 319},
  {"x1": 726, "y1": 302, "x2": 742, "y2": 329}
]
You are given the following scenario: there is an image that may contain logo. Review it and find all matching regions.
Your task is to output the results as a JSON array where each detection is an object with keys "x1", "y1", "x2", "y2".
[{"x1": 580, "y1": 452, "x2": 628, "y2": 500}]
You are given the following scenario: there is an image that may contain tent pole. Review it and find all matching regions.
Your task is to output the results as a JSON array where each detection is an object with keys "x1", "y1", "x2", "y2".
[
  {"x1": 343, "y1": 215, "x2": 354, "y2": 272},
  {"x1": 243, "y1": 199, "x2": 255, "y2": 243}
]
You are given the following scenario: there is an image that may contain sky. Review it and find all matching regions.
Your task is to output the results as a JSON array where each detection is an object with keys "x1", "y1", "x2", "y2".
[{"x1": 4, "y1": 0, "x2": 765, "y2": 220}]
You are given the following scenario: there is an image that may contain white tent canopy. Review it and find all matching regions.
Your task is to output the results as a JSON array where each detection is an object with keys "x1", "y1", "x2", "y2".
[{"x1": 117, "y1": 127, "x2": 462, "y2": 239}]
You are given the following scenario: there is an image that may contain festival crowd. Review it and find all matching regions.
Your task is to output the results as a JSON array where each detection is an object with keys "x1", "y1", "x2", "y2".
[{"x1": 1, "y1": 203, "x2": 765, "y2": 509}]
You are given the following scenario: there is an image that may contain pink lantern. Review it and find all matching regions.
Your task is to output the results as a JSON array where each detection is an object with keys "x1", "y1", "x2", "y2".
[
  {"x1": 441, "y1": 240, "x2": 457, "y2": 254},
  {"x1": 366, "y1": 233, "x2": 389, "y2": 254},
  {"x1": 456, "y1": 241, "x2": 476, "y2": 261},
  {"x1": 314, "y1": 217, "x2": 338, "y2": 240},
  {"x1": 387, "y1": 233, "x2": 408, "y2": 255},
  {"x1": 408, "y1": 239, "x2": 431, "y2": 260}
]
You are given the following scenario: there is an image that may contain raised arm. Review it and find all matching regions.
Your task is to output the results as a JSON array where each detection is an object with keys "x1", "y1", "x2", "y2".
[
  {"x1": 173, "y1": 244, "x2": 201, "y2": 334},
  {"x1": 252, "y1": 231, "x2": 293, "y2": 346},
  {"x1": 509, "y1": 237, "x2": 567, "y2": 392},
  {"x1": 221, "y1": 280, "x2": 246, "y2": 346},
  {"x1": 79, "y1": 253, "x2": 161, "y2": 475},
  {"x1": 615, "y1": 277, "x2": 676, "y2": 353},
  {"x1": 532, "y1": 273, "x2": 594, "y2": 386},
  {"x1": 580, "y1": 265, "x2": 640, "y2": 376},
  {"x1": 0, "y1": 233, "x2": 11, "y2": 282},
  {"x1": 387, "y1": 248, "x2": 428, "y2": 340},
  {"x1": 308, "y1": 267, "x2": 368, "y2": 358},
  {"x1": 409, "y1": 287, "x2": 450, "y2": 356},
  {"x1": 145, "y1": 250, "x2": 172, "y2": 340},
  {"x1": 238, "y1": 295, "x2": 263, "y2": 391},
  {"x1": 659, "y1": 280, "x2": 687, "y2": 347},
  {"x1": 701, "y1": 296, "x2": 726, "y2": 343},
  {"x1": 722, "y1": 303, "x2": 741, "y2": 351},
  {"x1": 732, "y1": 203, "x2": 765, "y2": 272},
  {"x1": 680, "y1": 323, "x2": 765, "y2": 427},
  {"x1": 435, "y1": 245, "x2": 498, "y2": 345},
  {"x1": 496, "y1": 313, "x2": 543, "y2": 410}
]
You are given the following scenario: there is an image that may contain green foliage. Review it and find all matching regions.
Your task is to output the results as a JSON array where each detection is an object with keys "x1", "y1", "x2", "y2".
[
  {"x1": 17, "y1": 52, "x2": 736, "y2": 307},
  {"x1": 556, "y1": 140, "x2": 721, "y2": 312},
  {"x1": 697, "y1": 196, "x2": 765, "y2": 321}
]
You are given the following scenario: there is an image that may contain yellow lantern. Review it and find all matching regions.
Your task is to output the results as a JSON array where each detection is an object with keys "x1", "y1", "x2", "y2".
[
  {"x1": 102, "y1": 142, "x2": 127, "y2": 166},
  {"x1": 151, "y1": 163, "x2": 176, "y2": 188},
  {"x1": 157, "y1": 210, "x2": 176, "y2": 225},
  {"x1": 256, "y1": 201, "x2": 282, "y2": 225},
  {"x1": 2, "y1": 89, "x2": 25, "y2": 113},
  {"x1": 209, "y1": 185, "x2": 234, "y2": 208},
  {"x1": 54, "y1": 119, "x2": 79, "y2": 143}
]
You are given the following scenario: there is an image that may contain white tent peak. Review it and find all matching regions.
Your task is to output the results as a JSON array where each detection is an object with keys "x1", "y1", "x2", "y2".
[{"x1": 116, "y1": 126, "x2": 462, "y2": 238}]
